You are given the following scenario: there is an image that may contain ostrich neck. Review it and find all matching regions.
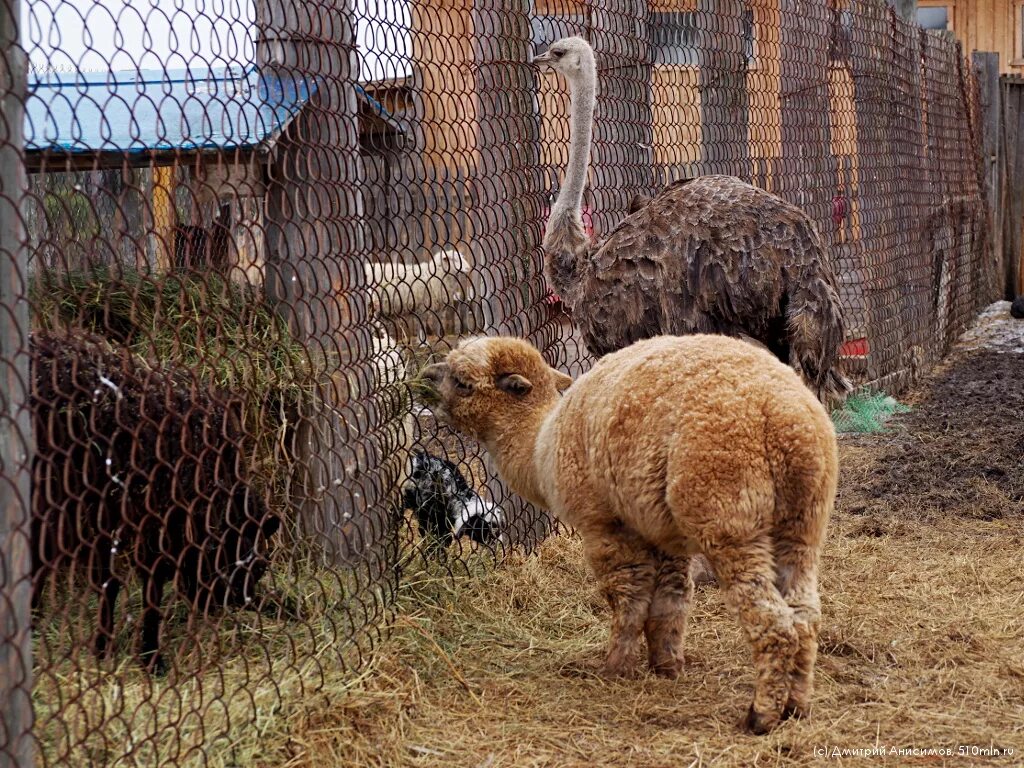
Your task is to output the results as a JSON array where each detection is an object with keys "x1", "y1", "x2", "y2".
[{"x1": 550, "y1": 70, "x2": 595, "y2": 225}]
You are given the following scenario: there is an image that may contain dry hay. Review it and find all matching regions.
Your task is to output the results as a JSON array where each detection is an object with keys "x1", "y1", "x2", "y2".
[
  {"x1": 259, "y1": 328, "x2": 1024, "y2": 767},
  {"x1": 40, "y1": 512, "x2": 1021, "y2": 767},
  {"x1": 253, "y1": 512, "x2": 1023, "y2": 768}
]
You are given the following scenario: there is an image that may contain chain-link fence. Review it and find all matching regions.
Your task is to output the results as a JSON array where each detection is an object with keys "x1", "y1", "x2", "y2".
[{"x1": 0, "y1": 0, "x2": 996, "y2": 765}]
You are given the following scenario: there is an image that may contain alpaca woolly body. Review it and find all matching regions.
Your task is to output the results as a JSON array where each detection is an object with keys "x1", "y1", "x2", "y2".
[{"x1": 422, "y1": 334, "x2": 837, "y2": 733}]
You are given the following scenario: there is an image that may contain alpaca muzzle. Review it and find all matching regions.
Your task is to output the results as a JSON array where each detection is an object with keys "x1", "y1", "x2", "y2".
[{"x1": 412, "y1": 364, "x2": 449, "y2": 415}]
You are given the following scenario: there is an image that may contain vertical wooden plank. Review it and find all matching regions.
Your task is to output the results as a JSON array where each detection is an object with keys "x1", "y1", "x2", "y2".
[
  {"x1": 0, "y1": 0, "x2": 33, "y2": 762},
  {"x1": 778, "y1": 1, "x2": 833, "y2": 227},
  {"x1": 410, "y1": 0, "x2": 479, "y2": 257},
  {"x1": 1005, "y1": 79, "x2": 1024, "y2": 294},
  {"x1": 748, "y1": 0, "x2": 782, "y2": 184},
  {"x1": 972, "y1": 52, "x2": 1005, "y2": 297},
  {"x1": 472, "y1": 0, "x2": 556, "y2": 549},
  {"x1": 152, "y1": 163, "x2": 175, "y2": 271},
  {"x1": 590, "y1": 2, "x2": 655, "y2": 231}
]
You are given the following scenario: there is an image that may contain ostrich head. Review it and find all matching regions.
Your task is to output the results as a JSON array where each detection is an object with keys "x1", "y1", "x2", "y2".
[{"x1": 532, "y1": 37, "x2": 596, "y2": 87}]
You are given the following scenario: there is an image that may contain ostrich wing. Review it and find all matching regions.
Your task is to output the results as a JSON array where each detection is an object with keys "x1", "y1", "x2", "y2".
[{"x1": 576, "y1": 176, "x2": 829, "y2": 360}]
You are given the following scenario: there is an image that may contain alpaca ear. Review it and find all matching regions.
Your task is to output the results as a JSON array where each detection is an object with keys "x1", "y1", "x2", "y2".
[
  {"x1": 496, "y1": 373, "x2": 533, "y2": 397},
  {"x1": 552, "y1": 370, "x2": 573, "y2": 391}
]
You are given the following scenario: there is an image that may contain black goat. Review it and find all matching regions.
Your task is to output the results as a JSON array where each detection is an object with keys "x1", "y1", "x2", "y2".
[
  {"x1": 402, "y1": 451, "x2": 504, "y2": 548},
  {"x1": 31, "y1": 330, "x2": 279, "y2": 674}
]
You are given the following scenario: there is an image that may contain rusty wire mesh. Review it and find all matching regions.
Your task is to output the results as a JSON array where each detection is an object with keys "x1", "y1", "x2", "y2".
[{"x1": 0, "y1": 0, "x2": 997, "y2": 765}]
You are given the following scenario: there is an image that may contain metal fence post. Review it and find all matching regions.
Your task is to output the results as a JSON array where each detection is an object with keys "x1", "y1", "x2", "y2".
[{"x1": 0, "y1": 0, "x2": 33, "y2": 763}]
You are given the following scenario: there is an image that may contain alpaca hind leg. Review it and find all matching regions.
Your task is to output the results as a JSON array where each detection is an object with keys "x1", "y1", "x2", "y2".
[
  {"x1": 774, "y1": 539, "x2": 822, "y2": 720},
  {"x1": 582, "y1": 524, "x2": 657, "y2": 678},
  {"x1": 706, "y1": 538, "x2": 799, "y2": 734},
  {"x1": 644, "y1": 554, "x2": 692, "y2": 679}
]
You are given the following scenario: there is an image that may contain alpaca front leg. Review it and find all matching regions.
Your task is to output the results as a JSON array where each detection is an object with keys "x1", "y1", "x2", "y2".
[
  {"x1": 91, "y1": 535, "x2": 120, "y2": 659},
  {"x1": 644, "y1": 555, "x2": 692, "y2": 679},
  {"x1": 139, "y1": 569, "x2": 168, "y2": 675},
  {"x1": 583, "y1": 527, "x2": 657, "y2": 678}
]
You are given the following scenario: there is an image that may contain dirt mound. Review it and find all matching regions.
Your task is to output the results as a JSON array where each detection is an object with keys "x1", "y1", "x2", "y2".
[{"x1": 840, "y1": 349, "x2": 1023, "y2": 521}]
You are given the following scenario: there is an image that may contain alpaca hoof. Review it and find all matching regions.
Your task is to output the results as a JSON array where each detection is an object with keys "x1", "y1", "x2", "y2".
[
  {"x1": 648, "y1": 658, "x2": 684, "y2": 679},
  {"x1": 600, "y1": 660, "x2": 637, "y2": 679},
  {"x1": 744, "y1": 704, "x2": 780, "y2": 735},
  {"x1": 141, "y1": 652, "x2": 168, "y2": 676},
  {"x1": 781, "y1": 701, "x2": 809, "y2": 722},
  {"x1": 93, "y1": 634, "x2": 114, "y2": 660}
]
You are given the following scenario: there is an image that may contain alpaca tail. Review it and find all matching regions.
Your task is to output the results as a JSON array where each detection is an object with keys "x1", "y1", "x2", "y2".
[{"x1": 786, "y1": 259, "x2": 852, "y2": 408}]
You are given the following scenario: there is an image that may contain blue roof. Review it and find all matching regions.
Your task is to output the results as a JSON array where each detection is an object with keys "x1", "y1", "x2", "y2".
[{"x1": 25, "y1": 65, "x2": 316, "y2": 155}]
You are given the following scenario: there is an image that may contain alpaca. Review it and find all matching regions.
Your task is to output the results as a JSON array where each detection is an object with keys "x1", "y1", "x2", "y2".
[
  {"x1": 533, "y1": 37, "x2": 851, "y2": 405},
  {"x1": 419, "y1": 334, "x2": 837, "y2": 733},
  {"x1": 403, "y1": 451, "x2": 504, "y2": 549}
]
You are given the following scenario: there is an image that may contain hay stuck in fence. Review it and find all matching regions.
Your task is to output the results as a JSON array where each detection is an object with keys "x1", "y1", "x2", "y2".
[{"x1": 28, "y1": 265, "x2": 321, "y2": 525}]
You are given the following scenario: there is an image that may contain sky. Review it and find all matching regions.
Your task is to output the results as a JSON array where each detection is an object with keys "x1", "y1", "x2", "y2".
[{"x1": 23, "y1": 0, "x2": 410, "y2": 81}]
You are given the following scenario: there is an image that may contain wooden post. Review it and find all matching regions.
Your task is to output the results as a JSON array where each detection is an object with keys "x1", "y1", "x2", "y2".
[
  {"x1": 696, "y1": 0, "x2": 751, "y2": 180},
  {"x1": 409, "y1": 0, "x2": 480, "y2": 260},
  {"x1": 1003, "y1": 77, "x2": 1024, "y2": 296},
  {"x1": 151, "y1": 163, "x2": 175, "y2": 271},
  {"x1": 971, "y1": 53, "x2": 1004, "y2": 298},
  {"x1": 0, "y1": 0, "x2": 34, "y2": 763},
  {"x1": 257, "y1": 0, "x2": 387, "y2": 565},
  {"x1": 748, "y1": 0, "x2": 783, "y2": 188},
  {"x1": 778, "y1": 1, "x2": 834, "y2": 224}
]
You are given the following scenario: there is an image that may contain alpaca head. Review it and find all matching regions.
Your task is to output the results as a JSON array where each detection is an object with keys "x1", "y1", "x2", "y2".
[
  {"x1": 418, "y1": 337, "x2": 573, "y2": 443},
  {"x1": 532, "y1": 37, "x2": 596, "y2": 86}
]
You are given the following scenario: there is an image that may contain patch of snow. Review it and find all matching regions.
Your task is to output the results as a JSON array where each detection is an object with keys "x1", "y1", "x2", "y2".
[{"x1": 956, "y1": 301, "x2": 1024, "y2": 355}]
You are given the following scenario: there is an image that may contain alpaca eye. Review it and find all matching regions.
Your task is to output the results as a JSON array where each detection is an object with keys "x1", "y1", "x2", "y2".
[{"x1": 451, "y1": 376, "x2": 473, "y2": 395}]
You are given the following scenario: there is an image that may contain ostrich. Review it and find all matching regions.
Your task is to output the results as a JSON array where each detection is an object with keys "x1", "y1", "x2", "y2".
[{"x1": 533, "y1": 37, "x2": 851, "y2": 404}]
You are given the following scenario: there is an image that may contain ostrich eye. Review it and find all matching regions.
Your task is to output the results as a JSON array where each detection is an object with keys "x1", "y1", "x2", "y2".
[{"x1": 551, "y1": 49, "x2": 565, "y2": 59}]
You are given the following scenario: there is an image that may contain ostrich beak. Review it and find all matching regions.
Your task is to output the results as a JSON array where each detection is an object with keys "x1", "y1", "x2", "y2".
[{"x1": 531, "y1": 50, "x2": 554, "y2": 67}]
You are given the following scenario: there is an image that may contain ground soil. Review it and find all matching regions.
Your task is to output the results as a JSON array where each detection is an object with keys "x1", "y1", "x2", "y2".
[{"x1": 839, "y1": 347, "x2": 1024, "y2": 527}]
